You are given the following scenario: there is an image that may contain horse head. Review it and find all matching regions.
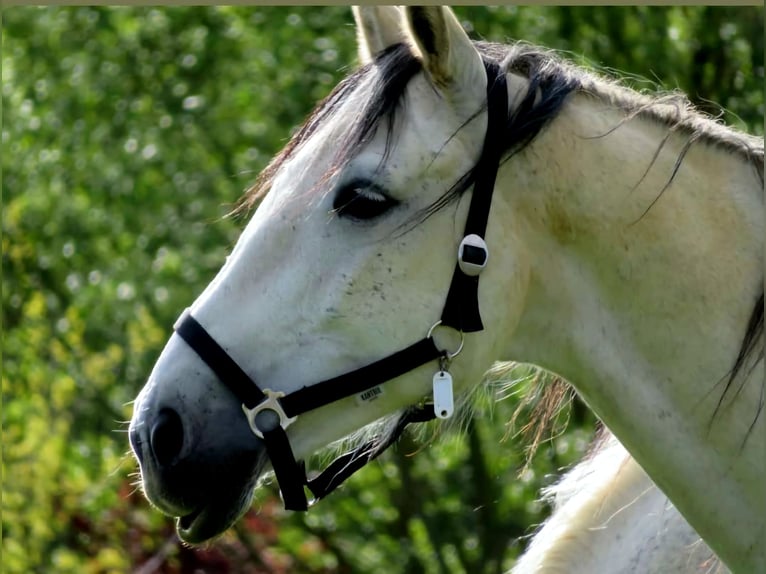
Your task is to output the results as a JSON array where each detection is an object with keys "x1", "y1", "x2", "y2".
[{"x1": 129, "y1": 6, "x2": 529, "y2": 543}]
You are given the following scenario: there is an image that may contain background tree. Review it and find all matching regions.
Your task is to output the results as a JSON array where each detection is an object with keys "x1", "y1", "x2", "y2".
[{"x1": 3, "y1": 7, "x2": 762, "y2": 573}]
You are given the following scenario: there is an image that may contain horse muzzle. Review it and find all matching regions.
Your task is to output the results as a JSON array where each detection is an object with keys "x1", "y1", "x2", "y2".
[{"x1": 129, "y1": 372, "x2": 266, "y2": 543}]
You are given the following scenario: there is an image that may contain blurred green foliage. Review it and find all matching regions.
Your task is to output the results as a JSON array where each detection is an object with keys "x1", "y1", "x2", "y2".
[{"x1": 3, "y1": 6, "x2": 762, "y2": 573}]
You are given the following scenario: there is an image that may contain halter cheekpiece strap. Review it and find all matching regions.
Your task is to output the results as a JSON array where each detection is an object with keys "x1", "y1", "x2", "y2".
[{"x1": 174, "y1": 60, "x2": 509, "y2": 511}]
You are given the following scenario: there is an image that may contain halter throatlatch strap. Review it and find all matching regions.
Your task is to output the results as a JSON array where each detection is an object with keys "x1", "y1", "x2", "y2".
[
  {"x1": 305, "y1": 404, "x2": 435, "y2": 501},
  {"x1": 171, "y1": 61, "x2": 509, "y2": 512},
  {"x1": 441, "y1": 62, "x2": 508, "y2": 333}
]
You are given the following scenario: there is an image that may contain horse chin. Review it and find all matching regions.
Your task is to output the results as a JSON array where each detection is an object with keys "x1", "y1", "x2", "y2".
[
  {"x1": 175, "y1": 475, "x2": 258, "y2": 544},
  {"x1": 144, "y1": 448, "x2": 267, "y2": 545}
]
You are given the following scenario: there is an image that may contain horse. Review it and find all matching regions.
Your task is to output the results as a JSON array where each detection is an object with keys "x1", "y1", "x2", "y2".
[{"x1": 129, "y1": 6, "x2": 764, "y2": 572}]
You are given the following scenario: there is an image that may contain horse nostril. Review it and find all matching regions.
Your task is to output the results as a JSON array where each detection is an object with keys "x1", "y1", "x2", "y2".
[{"x1": 150, "y1": 408, "x2": 185, "y2": 467}]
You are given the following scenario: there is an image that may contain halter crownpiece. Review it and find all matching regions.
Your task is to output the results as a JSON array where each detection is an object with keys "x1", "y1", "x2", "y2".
[{"x1": 173, "y1": 60, "x2": 508, "y2": 511}]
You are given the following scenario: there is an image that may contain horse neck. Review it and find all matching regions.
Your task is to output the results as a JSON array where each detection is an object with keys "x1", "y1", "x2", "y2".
[{"x1": 496, "y1": 89, "x2": 764, "y2": 570}]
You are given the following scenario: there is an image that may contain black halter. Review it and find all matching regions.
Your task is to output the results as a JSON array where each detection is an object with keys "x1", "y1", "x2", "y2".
[{"x1": 174, "y1": 61, "x2": 508, "y2": 511}]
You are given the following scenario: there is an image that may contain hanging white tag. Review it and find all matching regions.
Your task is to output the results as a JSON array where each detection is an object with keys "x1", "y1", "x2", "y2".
[{"x1": 432, "y1": 371, "x2": 454, "y2": 419}]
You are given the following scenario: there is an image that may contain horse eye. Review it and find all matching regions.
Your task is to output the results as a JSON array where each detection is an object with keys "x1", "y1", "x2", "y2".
[{"x1": 332, "y1": 182, "x2": 398, "y2": 221}]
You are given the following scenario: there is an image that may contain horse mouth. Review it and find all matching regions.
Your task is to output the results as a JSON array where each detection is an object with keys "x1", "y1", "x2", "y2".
[
  {"x1": 166, "y1": 458, "x2": 264, "y2": 544},
  {"x1": 176, "y1": 488, "x2": 254, "y2": 544},
  {"x1": 178, "y1": 506, "x2": 220, "y2": 544},
  {"x1": 178, "y1": 507, "x2": 205, "y2": 539}
]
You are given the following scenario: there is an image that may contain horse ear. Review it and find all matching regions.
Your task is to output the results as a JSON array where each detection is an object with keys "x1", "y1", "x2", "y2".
[
  {"x1": 353, "y1": 6, "x2": 406, "y2": 65},
  {"x1": 404, "y1": 6, "x2": 484, "y2": 93}
]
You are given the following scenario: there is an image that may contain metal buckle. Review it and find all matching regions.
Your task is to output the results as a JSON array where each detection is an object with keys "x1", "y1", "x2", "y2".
[{"x1": 242, "y1": 389, "x2": 297, "y2": 439}]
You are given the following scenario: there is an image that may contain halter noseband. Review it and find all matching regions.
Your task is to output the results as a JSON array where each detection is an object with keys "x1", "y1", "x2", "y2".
[{"x1": 173, "y1": 61, "x2": 508, "y2": 511}]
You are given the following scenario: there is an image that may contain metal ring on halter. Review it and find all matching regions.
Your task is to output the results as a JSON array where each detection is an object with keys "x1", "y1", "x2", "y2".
[{"x1": 426, "y1": 320, "x2": 465, "y2": 359}]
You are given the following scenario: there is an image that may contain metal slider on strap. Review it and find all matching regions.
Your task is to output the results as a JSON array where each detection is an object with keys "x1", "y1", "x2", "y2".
[{"x1": 242, "y1": 389, "x2": 297, "y2": 439}]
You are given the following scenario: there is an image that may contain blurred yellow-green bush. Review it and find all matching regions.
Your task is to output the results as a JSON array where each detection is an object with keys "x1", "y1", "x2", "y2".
[{"x1": 3, "y1": 6, "x2": 762, "y2": 573}]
